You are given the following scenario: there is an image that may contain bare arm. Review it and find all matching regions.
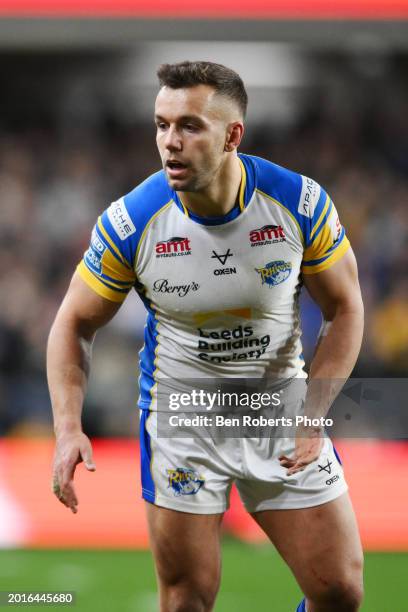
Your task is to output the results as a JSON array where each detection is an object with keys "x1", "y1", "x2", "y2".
[
  {"x1": 47, "y1": 271, "x2": 122, "y2": 512},
  {"x1": 304, "y1": 247, "x2": 364, "y2": 381},
  {"x1": 280, "y1": 248, "x2": 364, "y2": 474}
]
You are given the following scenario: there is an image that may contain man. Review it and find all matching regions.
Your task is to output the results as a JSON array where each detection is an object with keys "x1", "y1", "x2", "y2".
[{"x1": 48, "y1": 61, "x2": 364, "y2": 612}]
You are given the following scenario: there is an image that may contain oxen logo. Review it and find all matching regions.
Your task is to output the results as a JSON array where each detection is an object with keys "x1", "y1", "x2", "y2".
[
  {"x1": 255, "y1": 260, "x2": 292, "y2": 287},
  {"x1": 249, "y1": 225, "x2": 286, "y2": 247},
  {"x1": 155, "y1": 237, "x2": 191, "y2": 258},
  {"x1": 167, "y1": 468, "x2": 205, "y2": 496}
]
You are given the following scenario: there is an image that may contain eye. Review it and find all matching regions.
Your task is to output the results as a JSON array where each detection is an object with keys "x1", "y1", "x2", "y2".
[
  {"x1": 156, "y1": 122, "x2": 168, "y2": 131},
  {"x1": 184, "y1": 124, "x2": 199, "y2": 133}
]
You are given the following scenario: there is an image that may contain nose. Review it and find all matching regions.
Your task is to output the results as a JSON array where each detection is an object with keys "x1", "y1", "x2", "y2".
[{"x1": 164, "y1": 125, "x2": 182, "y2": 152}]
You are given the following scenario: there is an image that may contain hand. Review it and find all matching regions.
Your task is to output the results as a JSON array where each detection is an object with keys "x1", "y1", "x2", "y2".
[
  {"x1": 279, "y1": 426, "x2": 324, "y2": 476},
  {"x1": 52, "y1": 431, "x2": 96, "y2": 513}
]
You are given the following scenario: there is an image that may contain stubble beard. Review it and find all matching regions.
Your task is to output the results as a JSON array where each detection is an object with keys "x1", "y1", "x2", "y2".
[{"x1": 167, "y1": 167, "x2": 210, "y2": 193}]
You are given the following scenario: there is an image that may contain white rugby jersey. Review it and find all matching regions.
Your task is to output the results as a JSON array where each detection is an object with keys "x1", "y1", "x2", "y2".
[{"x1": 77, "y1": 154, "x2": 350, "y2": 410}]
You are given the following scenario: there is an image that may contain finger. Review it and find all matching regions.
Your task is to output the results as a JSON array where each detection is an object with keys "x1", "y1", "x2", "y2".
[
  {"x1": 60, "y1": 481, "x2": 79, "y2": 513},
  {"x1": 279, "y1": 458, "x2": 296, "y2": 468},
  {"x1": 286, "y1": 459, "x2": 309, "y2": 475},
  {"x1": 52, "y1": 481, "x2": 73, "y2": 511},
  {"x1": 80, "y1": 446, "x2": 96, "y2": 471},
  {"x1": 287, "y1": 467, "x2": 306, "y2": 475},
  {"x1": 278, "y1": 455, "x2": 295, "y2": 463}
]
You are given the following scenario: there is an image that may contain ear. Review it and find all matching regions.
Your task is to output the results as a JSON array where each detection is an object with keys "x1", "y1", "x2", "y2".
[{"x1": 224, "y1": 122, "x2": 244, "y2": 152}]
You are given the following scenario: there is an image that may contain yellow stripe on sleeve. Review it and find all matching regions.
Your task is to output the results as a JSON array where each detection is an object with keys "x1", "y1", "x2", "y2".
[
  {"x1": 303, "y1": 206, "x2": 336, "y2": 262},
  {"x1": 310, "y1": 195, "x2": 330, "y2": 241},
  {"x1": 301, "y1": 237, "x2": 350, "y2": 275},
  {"x1": 77, "y1": 261, "x2": 128, "y2": 302},
  {"x1": 97, "y1": 217, "x2": 130, "y2": 267},
  {"x1": 101, "y1": 249, "x2": 136, "y2": 286}
]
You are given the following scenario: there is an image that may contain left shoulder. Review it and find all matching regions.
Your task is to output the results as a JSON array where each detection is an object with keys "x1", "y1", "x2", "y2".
[{"x1": 243, "y1": 154, "x2": 330, "y2": 246}]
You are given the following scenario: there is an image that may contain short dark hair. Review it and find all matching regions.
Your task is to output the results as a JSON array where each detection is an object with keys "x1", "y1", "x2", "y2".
[{"x1": 157, "y1": 60, "x2": 248, "y2": 118}]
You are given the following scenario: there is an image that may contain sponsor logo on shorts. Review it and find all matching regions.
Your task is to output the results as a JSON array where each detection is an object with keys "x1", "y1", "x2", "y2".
[
  {"x1": 155, "y1": 237, "x2": 191, "y2": 257},
  {"x1": 167, "y1": 468, "x2": 205, "y2": 496},
  {"x1": 318, "y1": 459, "x2": 333, "y2": 475},
  {"x1": 153, "y1": 279, "x2": 199, "y2": 297},
  {"x1": 107, "y1": 198, "x2": 136, "y2": 240},
  {"x1": 255, "y1": 261, "x2": 292, "y2": 287},
  {"x1": 325, "y1": 474, "x2": 340, "y2": 486},
  {"x1": 249, "y1": 225, "x2": 286, "y2": 247}
]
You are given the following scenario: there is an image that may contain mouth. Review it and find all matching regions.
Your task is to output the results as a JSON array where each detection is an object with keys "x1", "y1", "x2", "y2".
[{"x1": 166, "y1": 160, "x2": 189, "y2": 179}]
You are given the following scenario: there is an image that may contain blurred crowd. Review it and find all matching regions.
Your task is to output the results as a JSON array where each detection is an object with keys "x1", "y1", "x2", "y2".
[{"x1": 0, "y1": 55, "x2": 407, "y2": 436}]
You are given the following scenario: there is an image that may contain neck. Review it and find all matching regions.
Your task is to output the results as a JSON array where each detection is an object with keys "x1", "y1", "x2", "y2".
[{"x1": 178, "y1": 154, "x2": 242, "y2": 217}]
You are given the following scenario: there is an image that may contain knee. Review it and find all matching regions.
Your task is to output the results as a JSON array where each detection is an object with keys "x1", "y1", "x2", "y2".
[
  {"x1": 164, "y1": 576, "x2": 219, "y2": 612},
  {"x1": 317, "y1": 580, "x2": 363, "y2": 610},
  {"x1": 309, "y1": 558, "x2": 364, "y2": 610}
]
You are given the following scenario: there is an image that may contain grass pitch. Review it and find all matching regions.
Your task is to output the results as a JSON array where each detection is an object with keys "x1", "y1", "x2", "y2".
[{"x1": 0, "y1": 541, "x2": 405, "y2": 611}]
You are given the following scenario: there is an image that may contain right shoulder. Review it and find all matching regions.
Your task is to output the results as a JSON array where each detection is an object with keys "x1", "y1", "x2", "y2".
[{"x1": 99, "y1": 170, "x2": 173, "y2": 266}]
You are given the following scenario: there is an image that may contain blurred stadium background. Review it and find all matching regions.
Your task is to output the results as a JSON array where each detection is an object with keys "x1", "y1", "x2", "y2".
[{"x1": 0, "y1": 2, "x2": 407, "y2": 611}]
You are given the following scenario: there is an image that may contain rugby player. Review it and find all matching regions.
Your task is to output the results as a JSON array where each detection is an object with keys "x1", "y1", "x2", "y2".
[{"x1": 47, "y1": 61, "x2": 364, "y2": 611}]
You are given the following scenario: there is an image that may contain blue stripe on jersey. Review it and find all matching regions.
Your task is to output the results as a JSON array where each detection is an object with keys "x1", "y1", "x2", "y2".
[
  {"x1": 239, "y1": 153, "x2": 256, "y2": 207},
  {"x1": 100, "y1": 170, "x2": 173, "y2": 268},
  {"x1": 90, "y1": 275, "x2": 130, "y2": 293},
  {"x1": 140, "y1": 409, "x2": 155, "y2": 503},
  {"x1": 249, "y1": 154, "x2": 331, "y2": 248},
  {"x1": 249, "y1": 155, "x2": 310, "y2": 242},
  {"x1": 97, "y1": 274, "x2": 134, "y2": 287},
  {"x1": 94, "y1": 222, "x2": 130, "y2": 267},
  {"x1": 324, "y1": 227, "x2": 345, "y2": 255},
  {"x1": 308, "y1": 200, "x2": 334, "y2": 244},
  {"x1": 306, "y1": 188, "x2": 329, "y2": 247},
  {"x1": 138, "y1": 308, "x2": 160, "y2": 409},
  {"x1": 296, "y1": 598, "x2": 306, "y2": 612},
  {"x1": 301, "y1": 231, "x2": 346, "y2": 266},
  {"x1": 182, "y1": 201, "x2": 242, "y2": 226},
  {"x1": 333, "y1": 445, "x2": 343, "y2": 466}
]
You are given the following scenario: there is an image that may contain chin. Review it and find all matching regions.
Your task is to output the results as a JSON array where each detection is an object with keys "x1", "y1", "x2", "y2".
[{"x1": 167, "y1": 176, "x2": 195, "y2": 192}]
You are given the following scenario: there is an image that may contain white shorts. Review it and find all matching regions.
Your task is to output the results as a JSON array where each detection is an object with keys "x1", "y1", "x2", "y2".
[{"x1": 139, "y1": 409, "x2": 348, "y2": 514}]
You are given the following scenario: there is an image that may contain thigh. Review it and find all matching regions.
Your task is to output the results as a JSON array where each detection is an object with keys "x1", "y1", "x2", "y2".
[
  {"x1": 251, "y1": 492, "x2": 363, "y2": 597},
  {"x1": 141, "y1": 410, "x2": 236, "y2": 514},
  {"x1": 146, "y1": 501, "x2": 224, "y2": 588}
]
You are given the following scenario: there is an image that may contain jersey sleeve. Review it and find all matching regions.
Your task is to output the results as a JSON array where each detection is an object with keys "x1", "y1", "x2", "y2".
[
  {"x1": 299, "y1": 178, "x2": 350, "y2": 275},
  {"x1": 77, "y1": 198, "x2": 137, "y2": 302}
]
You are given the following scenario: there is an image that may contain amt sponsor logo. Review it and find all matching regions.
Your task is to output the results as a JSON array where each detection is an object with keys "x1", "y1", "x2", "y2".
[
  {"x1": 255, "y1": 260, "x2": 292, "y2": 287},
  {"x1": 156, "y1": 237, "x2": 191, "y2": 257},
  {"x1": 167, "y1": 468, "x2": 205, "y2": 496},
  {"x1": 249, "y1": 225, "x2": 286, "y2": 246},
  {"x1": 153, "y1": 278, "x2": 199, "y2": 297}
]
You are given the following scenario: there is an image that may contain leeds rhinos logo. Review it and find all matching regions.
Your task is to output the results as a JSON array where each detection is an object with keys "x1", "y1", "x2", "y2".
[
  {"x1": 255, "y1": 260, "x2": 292, "y2": 287},
  {"x1": 167, "y1": 468, "x2": 205, "y2": 496}
]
